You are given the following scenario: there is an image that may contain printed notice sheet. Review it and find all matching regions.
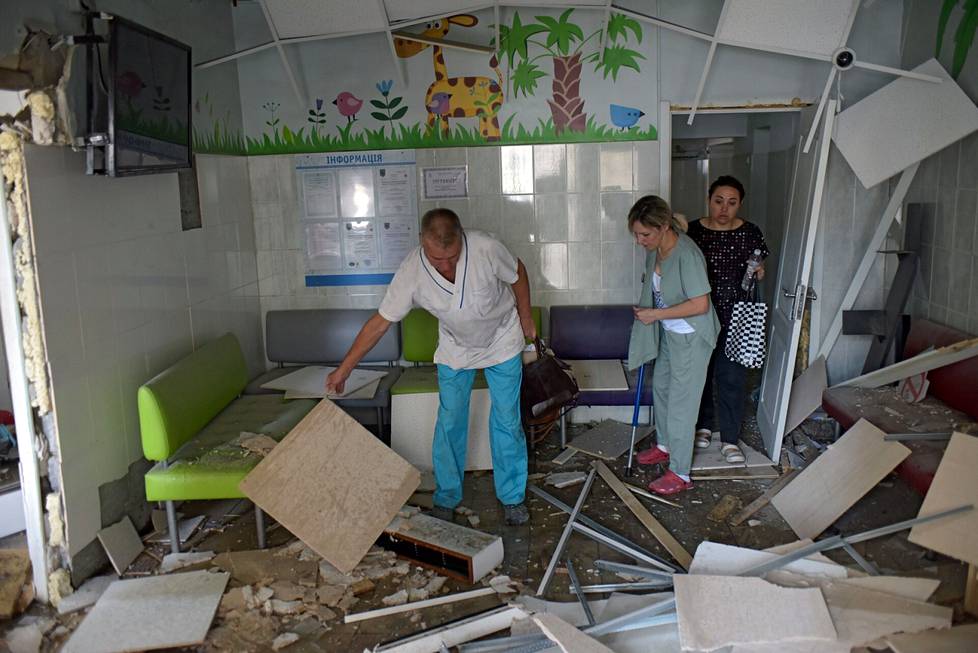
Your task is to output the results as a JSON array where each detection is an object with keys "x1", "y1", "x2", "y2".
[{"x1": 294, "y1": 150, "x2": 418, "y2": 285}]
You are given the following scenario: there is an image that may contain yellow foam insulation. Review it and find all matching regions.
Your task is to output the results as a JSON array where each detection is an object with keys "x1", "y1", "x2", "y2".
[
  {"x1": 26, "y1": 92, "x2": 54, "y2": 120},
  {"x1": 47, "y1": 568, "x2": 72, "y2": 607},
  {"x1": 0, "y1": 132, "x2": 51, "y2": 415},
  {"x1": 27, "y1": 91, "x2": 56, "y2": 145},
  {"x1": 45, "y1": 492, "x2": 65, "y2": 549}
]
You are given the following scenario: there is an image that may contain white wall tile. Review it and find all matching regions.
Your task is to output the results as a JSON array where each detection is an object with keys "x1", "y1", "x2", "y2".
[
  {"x1": 600, "y1": 192, "x2": 635, "y2": 242},
  {"x1": 435, "y1": 148, "x2": 467, "y2": 166},
  {"x1": 600, "y1": 143, "x2": 633, "y2": 191},
  {"x1": 538, "y1": 243, "x2": 568, "y2": 290},
  {"x1": 568, "y1": 242, "x2": 601, "y2": 290},
  {"x1": 567, "y1": 143, "x2": 600, "y2": 194},
  {"x1": 467, "y1": 146, "x2": 501, "y2": 197},
  {"x1": 501, "y1": 145, "x2": 534, "y2": 195},
  {"x1": 602, "y1": 241, "x2": 636, "y2": 291},
  {"x1": 567, "y1": 193, "x2": 601, "y2": 242},
  {"x1": 633, "y1": 141, "x2": 660, "y2": 192},
  {"x1": 534, "y1": 145, "x2": 567, "y2": 194},
  {"x1": 535, "y1": 194, "x2": 569, "y2": 242},
  {"x1": 469, "y1": 196, "x2": 502, "y2": 235},
  {"x1": 501, "y1": 195, "x2": 537, "y2": 244}
]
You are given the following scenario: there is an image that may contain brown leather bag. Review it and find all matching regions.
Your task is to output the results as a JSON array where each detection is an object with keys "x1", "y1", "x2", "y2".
[{"x1": 521, "y1": 338, "x2": 579, "y2": 420}]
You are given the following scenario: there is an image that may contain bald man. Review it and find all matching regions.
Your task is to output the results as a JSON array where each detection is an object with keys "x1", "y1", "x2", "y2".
[{"x1": 326, "y1": 208, "x2": 536, "y2": 525}]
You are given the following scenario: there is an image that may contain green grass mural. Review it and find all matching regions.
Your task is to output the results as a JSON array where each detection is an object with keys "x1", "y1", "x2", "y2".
[
  {"x1": 205, "y1": 115, "x2": 655, "y2": 156},
  {"x1": 193, "y1": 8, "x2": 656, "y2": 156}
]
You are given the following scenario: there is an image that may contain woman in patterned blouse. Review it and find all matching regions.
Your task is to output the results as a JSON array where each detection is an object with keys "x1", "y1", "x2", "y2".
[{"x1": 687, "y1": 176, "x2": 770, "y2": 464}]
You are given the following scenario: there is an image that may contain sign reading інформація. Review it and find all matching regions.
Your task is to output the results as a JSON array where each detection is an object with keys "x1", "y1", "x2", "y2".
[
  {"x1": 295, "y1": 149, "x2": 418, "y2": 286},
  {"x1": 216, "y1": 7, "x2": 657, "y2": 156}
]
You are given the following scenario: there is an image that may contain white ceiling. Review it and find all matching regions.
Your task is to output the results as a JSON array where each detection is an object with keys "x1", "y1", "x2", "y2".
[{"x1": 262, "y1": 0, "x2": 612, "y2": 38}]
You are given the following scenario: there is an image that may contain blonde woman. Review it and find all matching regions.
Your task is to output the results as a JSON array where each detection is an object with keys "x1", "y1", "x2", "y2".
[{"x1": 627, "y1": 196, "x2": 719, "y2": 495}]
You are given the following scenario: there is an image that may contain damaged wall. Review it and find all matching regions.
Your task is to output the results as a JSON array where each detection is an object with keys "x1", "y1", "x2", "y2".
[
  {"x1": 901, "y1": 0, "x2": 978, "y2": 336},
  {"x1": 1, "y1": 1, "x2": 259, "y2": 584},
  {"x1": 22, "y1": 147, "x2": 263, "y2": 577}
]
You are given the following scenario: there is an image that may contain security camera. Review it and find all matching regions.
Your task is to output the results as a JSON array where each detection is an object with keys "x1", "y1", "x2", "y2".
[{"x1": 833, "y1": 47, "x2": 855, "y2": 70}]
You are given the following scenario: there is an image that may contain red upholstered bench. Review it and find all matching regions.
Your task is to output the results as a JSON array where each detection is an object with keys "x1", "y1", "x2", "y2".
[{"x1": 822, "y1": 319, "x2": 978, "y2": 495}]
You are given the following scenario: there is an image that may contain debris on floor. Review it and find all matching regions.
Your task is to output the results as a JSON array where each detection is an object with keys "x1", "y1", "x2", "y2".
[
  {"x1": 546, "y1": 470, "x2": 588, "y2": 488},
  {"x1": 6, "y1": 415, "x2": 977, "y2": 652}
]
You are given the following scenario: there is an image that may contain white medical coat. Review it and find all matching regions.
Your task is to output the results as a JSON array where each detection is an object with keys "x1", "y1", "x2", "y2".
[{"x1": 378, "y1": 230, "x2": 523, "y2": 370}]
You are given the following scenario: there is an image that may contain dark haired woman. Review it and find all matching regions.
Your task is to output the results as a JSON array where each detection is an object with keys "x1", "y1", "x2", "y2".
[
  {"x1": 687, "y1": 176, "x2": 770, "y2": 463},
  {"x1": 628, "y1": 196, "x2": 719, "y2": 495}
]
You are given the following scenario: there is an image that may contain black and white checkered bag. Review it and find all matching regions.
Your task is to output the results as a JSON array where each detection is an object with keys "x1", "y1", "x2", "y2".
[{"x1": 724, "y1": 285, "x2": 767, "y2": 369}]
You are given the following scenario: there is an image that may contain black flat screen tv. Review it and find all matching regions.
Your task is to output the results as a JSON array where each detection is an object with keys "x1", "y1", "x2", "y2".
[{"x1": 89, "y1": 15, "x2": 192, "y2": 176}]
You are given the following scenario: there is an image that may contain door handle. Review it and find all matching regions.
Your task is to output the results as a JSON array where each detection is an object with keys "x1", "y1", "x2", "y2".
[{"x1": 782, "y1": 287, "x2": 818, "y2": 300}]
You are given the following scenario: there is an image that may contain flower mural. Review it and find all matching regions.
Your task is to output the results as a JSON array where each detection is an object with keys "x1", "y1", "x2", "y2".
[{"x1": 370, "y1": 80, "x2": 409, "y2": 136}]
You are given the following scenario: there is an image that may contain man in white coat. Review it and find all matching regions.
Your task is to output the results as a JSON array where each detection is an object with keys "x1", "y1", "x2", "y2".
[{"x1": 326, "y1": 208, "x2": 536, "y2": 525}]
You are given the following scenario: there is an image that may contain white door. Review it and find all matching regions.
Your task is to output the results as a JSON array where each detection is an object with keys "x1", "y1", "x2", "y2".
[{"x1": 757, "y1": 102, "x2": 835, "y2": 460}]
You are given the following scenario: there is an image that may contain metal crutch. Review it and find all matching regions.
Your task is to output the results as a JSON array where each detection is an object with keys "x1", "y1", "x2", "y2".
[{"x1": 625, "y1": 362, "x2": 646, "y2": 476}]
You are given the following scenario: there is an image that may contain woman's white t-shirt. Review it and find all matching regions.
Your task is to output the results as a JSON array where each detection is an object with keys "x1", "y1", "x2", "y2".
[{"x1": 652, "y1": 272, "x2": 695, "y2": 334}]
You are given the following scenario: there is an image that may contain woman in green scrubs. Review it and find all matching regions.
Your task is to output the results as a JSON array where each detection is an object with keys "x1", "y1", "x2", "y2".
[{"x1": 627, "y1": 196, "x2": 720, "y2": 495}]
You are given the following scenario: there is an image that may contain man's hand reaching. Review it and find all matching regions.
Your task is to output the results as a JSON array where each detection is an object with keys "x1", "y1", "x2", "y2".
[{"x1": 325, "y1": 368, "x2": 349, "y2": 396}]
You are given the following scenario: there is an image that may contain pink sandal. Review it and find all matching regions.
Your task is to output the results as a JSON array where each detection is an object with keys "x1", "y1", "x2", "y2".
[
  {"x1": 648, "y1": 470, "x2": 693, "y2": 495},
  {"x1": 636, "y1": 446, "x2": 670, "y2": 465}
]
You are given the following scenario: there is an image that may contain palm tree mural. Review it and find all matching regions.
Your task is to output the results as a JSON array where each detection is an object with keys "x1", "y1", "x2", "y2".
[
  {"x1": 497, "y1": 9, "x2": 644, "y2": 134},
  {"x1": 937, "y1": 0, "x2": 978, "y2": 78}
]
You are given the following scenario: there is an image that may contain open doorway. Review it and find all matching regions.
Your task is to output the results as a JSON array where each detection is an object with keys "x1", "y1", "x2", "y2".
[{"x1": 670, "y1": 110, "x2": 800, "y2": 308}]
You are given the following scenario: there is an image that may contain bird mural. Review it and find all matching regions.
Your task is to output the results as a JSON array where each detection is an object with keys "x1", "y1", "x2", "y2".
[
  {"x1": 609, "y1": 104, "x2": 645, "y2": 131},
  {"x1": 426, "y1": 92, "x2": 453, "y2": 116},
  {"x1": 332, "y1": 92, "x2": 363, "y2": 124},
  {"x1": 116, "y1": 71, "x2": 146, "y2": 99}
]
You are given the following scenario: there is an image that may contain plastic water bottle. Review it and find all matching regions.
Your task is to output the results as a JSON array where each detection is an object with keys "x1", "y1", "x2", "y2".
[{"x1": 742, "y1": 249, "x2": 762, "y2": 291}]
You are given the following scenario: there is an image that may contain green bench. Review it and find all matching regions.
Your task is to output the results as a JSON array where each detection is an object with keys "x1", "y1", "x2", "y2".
[{"x1": 138, "y1": 333, "x2": 316, "y2": 553}]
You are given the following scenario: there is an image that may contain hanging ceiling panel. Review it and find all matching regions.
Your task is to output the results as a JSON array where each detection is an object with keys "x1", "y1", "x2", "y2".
[
  {"x1": 263, "y1": 0, "x2": 390, "y2": 38},
  {"x1": 384, "y1": 1, "x2": 492, "y2": 24},
  {"x1": 834, "y1": 59, "x2": 978, "y2": 189},
  {"x1": 716, "y1": 0, "x2": 857, "y2": 57}
]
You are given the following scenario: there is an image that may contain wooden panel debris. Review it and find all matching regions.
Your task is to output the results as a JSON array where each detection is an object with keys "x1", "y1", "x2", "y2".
[
  {"x1": 97, "y1": 517, "x2": 144, "y2": 576},
  {"x1": 240, "y1": 399, "x2": 420, "y2": 573},
  {"x1": 62, "y1": 570, "x2": 229, "y2": 653},
  {"x1": 783, "y1": 355, "x2": 827, "y2": 436},
  {"x1": 772, "y1": 419, "x2": 910, "y2": 539},
  {"x1": 674, "y1": 574, "x2": 837, "y2": 651},
  {"x1": 593, "y1": 461, "x2": 691, "y2": 570},
  {"x1": 833, "y1": 336, "x2": 978, "y2": 388},
  {"x1": 730, "y1": 469, "x2": 800, "y2": 526},
  {"x1": 806, "y1": 579, "x2": 951, "y2": 648},
  {"x1": 909, "y1": 432, "x2": 978, "y2": 567},
  {"x1": 377, "y1": 604, "x2": 528, "y2": 652},
  {"x1": 533, "y1": 612, "x2": 615, "y2": 653},
  {"x1": 568, "y1": 420, "x2": 653, "y2": 460},
  {"x1": 690, "y1": 542, "x2": 847, "y2": 579},
  {"x1": 691, "y1": 467, "x2": 780, "y2": 481},
  {"x1": 886, "y1": 623, "x2": 978, "y2": 653},
  {"x1": 564, "y1": 359, "x2": 628, "y2": 391}
]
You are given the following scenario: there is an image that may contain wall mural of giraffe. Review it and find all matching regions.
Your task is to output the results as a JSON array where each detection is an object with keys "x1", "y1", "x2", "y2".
[{"x1": 394, "y1": 15, "x2": 505, "y2": 141}]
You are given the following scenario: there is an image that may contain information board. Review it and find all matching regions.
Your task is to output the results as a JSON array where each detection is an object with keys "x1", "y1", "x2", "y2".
[{"x1": 295, "y1": 150, "x2": 418, "y2": 286}]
